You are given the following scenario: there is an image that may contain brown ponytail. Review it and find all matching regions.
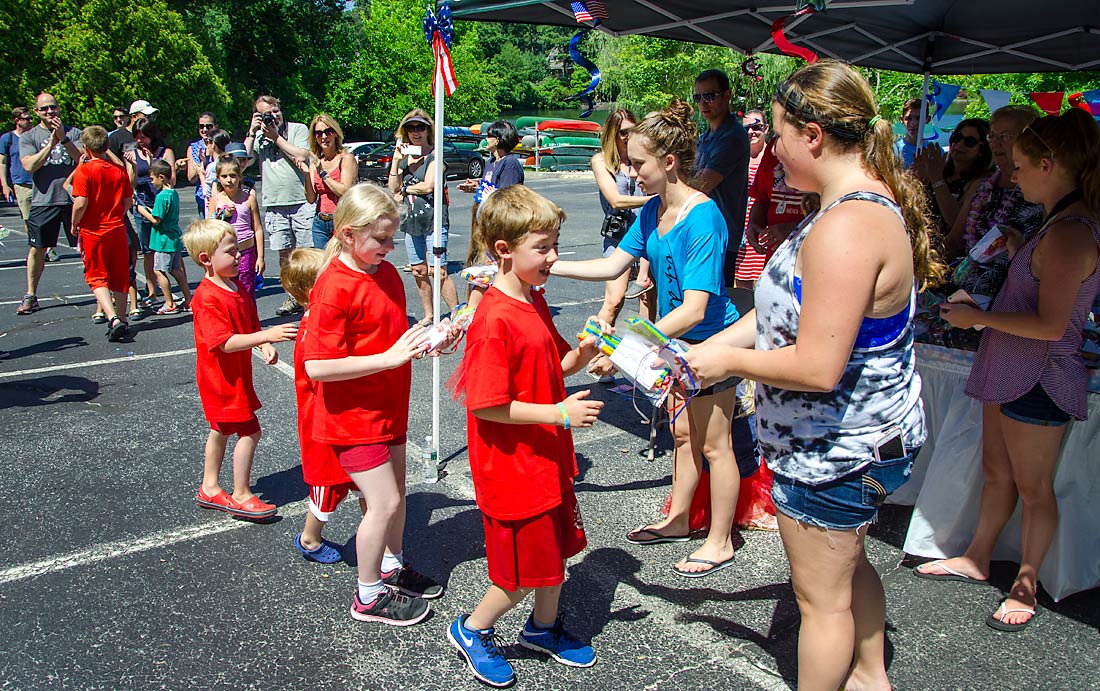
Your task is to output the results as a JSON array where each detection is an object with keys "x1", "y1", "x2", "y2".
[
  {"x1": 1016, "y1": 108, "x2": 1100, "y2": 214},
  {"x1": 778, "y1": 60, "x2": 945, "y2": 290},
  {"x1": 632, "y1": 99, "x2": 698, "y2": 182}
]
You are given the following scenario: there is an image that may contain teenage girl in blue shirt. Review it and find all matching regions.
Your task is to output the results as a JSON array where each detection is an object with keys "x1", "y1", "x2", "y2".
[{"x1": 552, "y1": 100, "x2": 745, "y2": 578}]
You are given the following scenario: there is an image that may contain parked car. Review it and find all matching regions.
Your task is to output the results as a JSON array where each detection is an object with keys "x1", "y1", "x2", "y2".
[
  {"x1": 344, "y1": 141, "x2": 384, "y2": 157},
  {"x1": 354, "y1": 141, "x2": 484, "y2": 183}
]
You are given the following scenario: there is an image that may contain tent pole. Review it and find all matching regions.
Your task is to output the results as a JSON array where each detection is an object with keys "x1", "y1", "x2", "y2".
[
  {"x1": 918, "y1": 70, "x2": 931, "y2": 151},
  {"x1": 431, "y1": 69, "x2": 443, "y2": 471}
]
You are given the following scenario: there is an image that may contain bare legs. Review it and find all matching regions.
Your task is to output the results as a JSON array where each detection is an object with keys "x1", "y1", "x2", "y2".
[
  {"x1": 25, "y1": 246, "x2": 46, "y2": 296},
  {"x1": 91, "y1": 286, "x2": 126, "y2": 321},
  {"x1": 411, "y1": 262, "x2": 458, "y2": 322},
  {"x1": 780, "y1": 514, "x2": 892, "y2": 691},
  {"x1": 347, "y1": 446, "x2": 408, "y2": 588},
  {"x1": 915, "y1": 403, "x2": 1066, "y2": 626},
  {"x1": 467, "y1": 566, "x2": 564, "y2": 631},
  {"x1": 201, "y1": 428, "x2": 262, "y2": 504}
]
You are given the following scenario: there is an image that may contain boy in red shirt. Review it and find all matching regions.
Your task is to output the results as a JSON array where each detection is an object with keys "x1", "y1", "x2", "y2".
[
  {"x1": 448, "y1": 185, "x2": 606, "y2": 687},
  {"x1": 303, "y1": 184, "x2": 443, "y2": 626},
  {"x1": 183, "y1": 219, "x2": 297, "y2": 519},
  {"x1": 70, "y1": 125, "x2": 132, "y2": 341},
  {"x1": 282, "y1": 246, "x2": 366, "y2": 563}
]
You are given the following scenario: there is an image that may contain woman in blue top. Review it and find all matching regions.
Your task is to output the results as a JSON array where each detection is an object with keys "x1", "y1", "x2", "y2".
[
  {"x1": 552, "y1": 100, "x2": 744, "y2": 577},
  {"x1": 683, "y1": 62, "x2": 943, "y2": 691}
]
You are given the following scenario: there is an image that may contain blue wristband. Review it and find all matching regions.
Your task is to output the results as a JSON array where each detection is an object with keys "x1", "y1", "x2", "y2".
[{"x1": 556, "y1": 402, "x2": 571, "y2": 430}]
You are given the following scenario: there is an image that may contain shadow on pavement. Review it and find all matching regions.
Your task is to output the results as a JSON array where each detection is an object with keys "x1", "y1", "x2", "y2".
[{"x1": 0, "y1": 374, "x2": 99, "y2": 409}]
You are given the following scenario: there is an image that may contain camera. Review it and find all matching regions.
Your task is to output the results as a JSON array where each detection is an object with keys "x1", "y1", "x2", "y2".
[
  {"x1": 260, "y1": 111, "x2": 276, "y2": 128},
  {"x1": 600, "y1": 210, "x2": 631, "y2": 241}
]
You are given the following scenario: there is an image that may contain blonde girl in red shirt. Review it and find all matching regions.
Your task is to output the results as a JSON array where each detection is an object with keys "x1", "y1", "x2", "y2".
[{"x1": 302, "y1": 183, "x2": 443, "y2": 625}]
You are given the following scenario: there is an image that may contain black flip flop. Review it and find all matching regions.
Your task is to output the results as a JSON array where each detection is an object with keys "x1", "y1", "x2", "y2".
[
  {"x1": 913, "y1": 560, "x2": 989, "y2": 586},
  {"x1": 625, "y1": 527, "x2": 691, "y2": 545},
  {"x1": 986, "y1": 600, "x2": 1040, "y2": 632},
  {"x1": 672, "y1": 554, "x2": 736, "y2": 579},
  {"x1": 107, "y1": 316, "x2": 127, "y2": 342}
]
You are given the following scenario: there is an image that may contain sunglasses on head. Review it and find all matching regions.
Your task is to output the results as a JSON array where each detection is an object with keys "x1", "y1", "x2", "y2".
[
  {"x1": 405, "y1": 123, "x2": 428, "y2": 132},
  {"x1": 314, "y1": 127, "x2": 336, "y2": 138},
  {"x1": 692, "y1": 91, "x2": 722, "y2": 104},
  {"x1": 950, "y1": 133, "x2": 981, "y2": 148}
]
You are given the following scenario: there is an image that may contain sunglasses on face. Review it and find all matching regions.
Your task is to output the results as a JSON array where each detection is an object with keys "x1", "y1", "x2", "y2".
[
  {"x1": 198, "y1": 123, "x2": 215, "y2": 130},
  {"x1": 745, "y1": 122, "x2": 766, "y2": 133},
  {"x1": 692, "y1": 91, "x2": 722, "y2": 104},
  {"x1": 950, "y1": 133, "x2": 981, "y2": 148},
  {"x1": 314, "y1": 128, "x2": 336, "y2": 138},
  {"x1": 112, "y1": 114, "x2": 127, "y2": 120},
  {"x1": 18, "y1": 116, "x2": 33, "y2": 122},
  {"x1": 405, "y1": 123, "x2": 428, "y2": 132},
  {"x1": 37, "y1": 105, "x2": 59, "y2": 113}
]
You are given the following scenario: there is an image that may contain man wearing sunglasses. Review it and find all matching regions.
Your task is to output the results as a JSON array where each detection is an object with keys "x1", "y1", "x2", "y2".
[
  {"x1": 184, "y1": 112, "x2": 218, "y2": 217},
  {"x1": 244, "y1": 94, "x2": 312, "y2": 316},
  {"x1": 691, "y1": 69, "x2": 750, "y2": 288},
  {"x1": 1, "y1": 107, "x2": 35, "y2": 226},
  {"x1": 16, "y1": 93, "x2": 83, "y2": 315}
]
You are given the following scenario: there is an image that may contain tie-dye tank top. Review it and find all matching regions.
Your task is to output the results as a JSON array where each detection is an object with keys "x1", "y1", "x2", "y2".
[{"x1": 754, "y1": 191, "x2": 927, "y2": 485}]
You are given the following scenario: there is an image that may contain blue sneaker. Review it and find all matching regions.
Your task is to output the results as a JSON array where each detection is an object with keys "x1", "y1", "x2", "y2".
[
  {"x1": 447, "y1": 615, "x2": 515, "y2": 688},
  {"x1": 518, "y1": 614, "x2": 596, "y2": 668}
]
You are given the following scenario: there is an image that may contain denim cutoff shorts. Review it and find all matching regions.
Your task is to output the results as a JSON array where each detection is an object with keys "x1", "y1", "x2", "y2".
[
  {"x1": 1000, "y1": 382, "x2": 1072, "y2": 427},
  {"x1": 771, "y1": 450, "x2": 919, "y2": 530}
]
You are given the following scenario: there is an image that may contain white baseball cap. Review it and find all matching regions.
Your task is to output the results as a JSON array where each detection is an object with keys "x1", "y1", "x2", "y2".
[{"x1": 129, "y1": 99, "x2": 159, "y2": 116}]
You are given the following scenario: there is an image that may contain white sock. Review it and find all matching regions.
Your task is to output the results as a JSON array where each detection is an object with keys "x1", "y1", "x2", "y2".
[
  {"x1": 381, "y1": 551, "x2": 403, "y2": 573},
  {"x1": 357, "y1": 579, "x2": 386, "y2": 604}
]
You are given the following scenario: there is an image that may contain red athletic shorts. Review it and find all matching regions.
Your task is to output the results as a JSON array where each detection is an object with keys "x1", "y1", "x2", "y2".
[
  {"x1": 483, "y1": 485, "x2": 587, "y2": 591},
  {"x1": 210, "y1": 416, "x2": 261, "y2": 437},
  {"x1": 308, "y1": 482, "x2": 362, "y2": 521},
  {"x1": 334, "y1": 435, "x2": 407, "y2": 474},
  {"x1": 80, "y1": 231, "x2": 130, "y2": 293}
]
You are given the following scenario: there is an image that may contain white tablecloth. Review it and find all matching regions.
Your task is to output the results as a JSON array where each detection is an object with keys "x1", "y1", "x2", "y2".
[{"x1": 895, "y1": 344, "x2": 1100, "y2": 601}]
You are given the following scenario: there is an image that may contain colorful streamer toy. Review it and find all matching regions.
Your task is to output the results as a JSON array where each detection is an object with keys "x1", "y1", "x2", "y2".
[
  {"x1": 566, "y1": 1, "x2": 606, "y2": 118},
  {"x1": 460, "y1": 263, "x2": 497, "y2": 289},
  {"x1": 579, "y1": 316, "x2": 698, "y2": 409},
  {"x1": 770, "y1": 1, "x2": 826, "y2": 64},
  {"x1": 423, "y1": 1, "x2": 457, "y2": 96},
  {"x1": 421, "y1": 303, "x2": 477, "y2": 355}
]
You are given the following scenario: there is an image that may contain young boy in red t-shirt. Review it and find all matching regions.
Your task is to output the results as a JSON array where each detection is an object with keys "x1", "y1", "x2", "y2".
[
  {"x1": 70, "y1": 125, "x2": 132, "y2": 341},
  {"x1": 182, "y1": 219, "x2": 297, "y2": 520},
  {"x1": 281, "y1": 246, "x2": 366, "y2": 563},
  {"x1": 302, "y1": 183, "x2": 444, "y2": 626},
  {"x1": 448, "y1": 185, "x2": 606, "y2": 687}
]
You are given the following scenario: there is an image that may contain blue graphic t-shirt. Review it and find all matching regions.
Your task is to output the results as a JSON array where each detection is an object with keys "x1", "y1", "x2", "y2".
[{"x1": 617, "y1": 196, "x2": 740, "y2": 341}]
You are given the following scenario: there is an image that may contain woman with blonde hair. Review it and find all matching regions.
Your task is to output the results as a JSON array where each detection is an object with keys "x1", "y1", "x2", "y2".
[
  {"x1": 300, "y1": 114, "x2": 356, "y2": 248},
  {"x1": 684, "y1": 61, "x2": 943, "y2": 691},
  {"x1": 388, "y1": 109, "x2": 459, "y2": 324}
]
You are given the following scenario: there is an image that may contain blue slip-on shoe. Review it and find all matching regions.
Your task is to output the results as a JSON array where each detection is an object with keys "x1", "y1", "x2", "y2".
[
  {"x1": 518, "y1": 614, "x2": 596, "y2": 668},
  {"x1": 447, "y1": 615, "x2": 515, "y2": 688},
  {"x1": 293, "y1": 533, "x2": 342, "y2": 564}
]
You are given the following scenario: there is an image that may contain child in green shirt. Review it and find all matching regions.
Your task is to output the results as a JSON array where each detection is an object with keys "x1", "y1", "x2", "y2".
[{"x1": 136, "y1": 159, "x2": 192, "y2": 314}]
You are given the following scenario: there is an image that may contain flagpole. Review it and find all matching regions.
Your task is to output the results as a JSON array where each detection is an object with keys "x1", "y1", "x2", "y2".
[{"x1": 431, "y1": 67, "x2": 444, "y2": 473}]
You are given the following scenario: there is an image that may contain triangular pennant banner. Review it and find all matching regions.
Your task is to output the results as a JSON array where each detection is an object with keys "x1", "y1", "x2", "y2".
[
  {"x1": 1030, "y1": 91, "x2": 1064, "y2": 116},
  {"x1": 980, "y1": 89, "x2": 1012, "y2": 114},
  {"x1": 928, "y1": 81, "x2": 961, "y2": 121}
]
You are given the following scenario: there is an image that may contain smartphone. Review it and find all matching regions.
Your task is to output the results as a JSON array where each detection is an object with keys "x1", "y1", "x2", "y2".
[
  {"x1": 873, "y1": 426, "x2": 906, "y2": 464},
  {"x1": 401, "y1": 144, "x2": 422, "y2": 156}
]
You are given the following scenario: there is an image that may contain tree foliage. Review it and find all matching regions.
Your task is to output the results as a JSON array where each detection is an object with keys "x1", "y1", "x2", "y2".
[{"x1": 2, "y1": 0, "x2": 1096, "y2": 154}]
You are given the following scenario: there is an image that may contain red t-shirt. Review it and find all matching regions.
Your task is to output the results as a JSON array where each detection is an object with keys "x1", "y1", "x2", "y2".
[
  {"x1": 294, "y1": 312, "x2": 350, "y2": 486},
  {"x1": 190, "y1": 278, "x2": 262, "y2": 423},
  {"x1": 302, "y1": 259, "x2": 411, "y2": 445},
  {"x1": 71, "y1": 157, "x2": 132, "y2": 238},
  {"x1": 749, "y1": 141, "x2": 805, "y2": 228},
  {"x1": 464, "y1": 287, "x2": 577, "y2": 521}
]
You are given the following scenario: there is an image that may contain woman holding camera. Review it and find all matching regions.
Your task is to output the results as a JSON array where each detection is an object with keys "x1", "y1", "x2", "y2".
[
  {"x1": 388, "y1": 109, "x2": 458, "y2": 323},
  {"x1": 591, "y1": 109, "x2": 652, "y2": 327}
]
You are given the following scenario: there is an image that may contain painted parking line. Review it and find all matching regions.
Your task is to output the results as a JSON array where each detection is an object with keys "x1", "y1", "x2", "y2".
[
  {"x1": 0, "y1": 261, "x2": 83, "y2": 272},
  {"x1": 0, "y1": 501, "x2": 308, "y2": 586},
  {"x1": 0, "y1": 348, "x2": 196, "y2": 380},
  {"x1": 0, "y1": 292, "x2": 94, "y2": 306}
]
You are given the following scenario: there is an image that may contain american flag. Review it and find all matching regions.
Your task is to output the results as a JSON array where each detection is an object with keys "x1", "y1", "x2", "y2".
[{"x1": 571, "y1": 1, "x2": 607, "y2": 24}]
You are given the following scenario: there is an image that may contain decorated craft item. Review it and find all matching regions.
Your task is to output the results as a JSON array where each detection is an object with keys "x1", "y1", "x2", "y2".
[
  {"x1": 771, "y1": 2, "x2": 823, "y2": 64},
  {"x1": 580, "y1": 318, "x2": 672, "y2": 406},
  {"x1": 565, "y1": 1, "x2": 606, "y2": 118},
  {"x1": 422, "y1": 303, "x2": 477, "y2": 354},
  {"x1": 740, "y1": 55, "x2": 762, "y2": 82},
  {"x1": 460, "y1": 264, "x2": 497, "y2": 288},
  {"x1": 423, "y1": 0, "x2": 457, "y2": 96}
]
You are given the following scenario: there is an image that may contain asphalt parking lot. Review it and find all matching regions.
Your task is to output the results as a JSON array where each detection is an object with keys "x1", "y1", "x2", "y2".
[{"x1": 0, "y1": 175, "x2": 1097, "y2": 691}]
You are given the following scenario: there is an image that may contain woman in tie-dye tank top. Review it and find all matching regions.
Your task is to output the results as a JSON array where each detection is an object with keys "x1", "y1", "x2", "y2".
[{"x1": 684, "y1": 62, "x2": 943, "y2": 691}]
